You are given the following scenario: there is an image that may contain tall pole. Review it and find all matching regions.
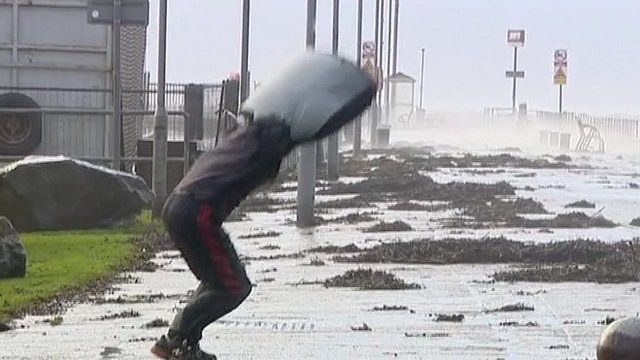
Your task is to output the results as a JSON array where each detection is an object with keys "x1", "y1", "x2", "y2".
[
  {"x1": 353, "y1": 0, "x2": 363, "y2": 155},
  {"x1": 511, "y1": 46, "x2": 518, "y2": 112},
  {"x1": 370, "y1": 0, "x2": 382, "y2": 146},
  {"x1": 559, "y1": 84, "x2": 563, "y2": 114},
  {"x1": 385, "y1": 0, "x2": 392, "y2": 125},
  {"x1": 392, "y1": 0, "x2": 399, "y2": 74},
  {"x1": 327, "y1": 0, "x2": 340, "y2": 180},
  {"x1": 297, "y1": 0, "x2": 317, "y2": 228},
  {"x1": 112, "y1": 0, "x2": 122, "y2": 170},
  {"x1": 419, "y1": 48, "x2": 425, "y2": 109},
  {"x1": 153, "y1": 0, "x2": 169, "y2": 215},
  {"x1": 240, "y1": 0, "x2": 251, "y2": 105}
]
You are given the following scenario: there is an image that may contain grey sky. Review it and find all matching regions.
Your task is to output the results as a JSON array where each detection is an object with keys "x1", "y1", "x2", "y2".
[{"x1": 146, "y1": 0, "x2": 639, "y2": 115}]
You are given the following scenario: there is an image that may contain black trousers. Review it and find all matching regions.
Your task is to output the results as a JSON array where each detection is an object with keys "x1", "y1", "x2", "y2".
[{"x1": 162, "y1": 192, "x2": 252, "y2": 345}]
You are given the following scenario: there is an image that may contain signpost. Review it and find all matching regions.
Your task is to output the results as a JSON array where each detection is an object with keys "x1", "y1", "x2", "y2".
[
  {"x1": 362, "y1": 41, "x2": 378, "y2": 85},
  {"x1": 87, "y1": 0, "x2": 149, "y2": 171},
  {"x1": 554, "y1": 49, "x2": 567, "y2": 113},
  {"x1": 363, "y1": 41, "x2": 376, "y2": 58},
  {"x1": 506, "y1": 29, "x2": 525, "y2": 113},
  {"x1": 353, "y1": 0, "x2": 363, "y2": 155}
]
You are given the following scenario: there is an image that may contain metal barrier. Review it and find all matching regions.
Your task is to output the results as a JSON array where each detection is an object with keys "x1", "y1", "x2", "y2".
[
  {"x1": 0, "y1": 107, "x2": 192, "y2": 172},
  {"x1": 535, "y1": 111, "x2": 640, "y2": 153}
]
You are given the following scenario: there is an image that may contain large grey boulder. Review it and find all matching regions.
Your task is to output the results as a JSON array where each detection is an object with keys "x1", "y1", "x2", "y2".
[
  {"x1": 0, "y1": 156, "x2": 154, "y2": 231},
  {"x1": 0, "y1": 216, "x2": 26, "y2": 278},
  {"x1": 598, "y1": 317, "x2": 640, "y2": 359}
]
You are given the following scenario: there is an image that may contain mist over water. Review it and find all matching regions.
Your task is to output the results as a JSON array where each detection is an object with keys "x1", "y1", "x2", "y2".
[{"x1": 385, "y1": 111, "x2": 640, "y2": 157}]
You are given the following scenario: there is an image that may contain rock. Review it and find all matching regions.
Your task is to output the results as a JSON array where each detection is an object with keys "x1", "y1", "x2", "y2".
[
  {"x1": 597, "y1": 317, "x2": 640, "y2": 359},
  {"x1": 0, "y1": 322, "x2": 12, "y2": 332},
  {"x1": 0, "y1": 156, "x2": 154, "y2": 231},
  {"x1": 0, "y1": 216, "x2": 26, "y2": 278}
]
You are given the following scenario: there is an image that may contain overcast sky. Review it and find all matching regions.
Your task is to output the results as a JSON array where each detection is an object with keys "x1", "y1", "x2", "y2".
[{"x1": 145, "y1": 0, "x2": 640, "y2": 116}]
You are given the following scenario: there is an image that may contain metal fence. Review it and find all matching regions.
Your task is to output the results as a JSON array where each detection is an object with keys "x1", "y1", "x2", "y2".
[
  {"x1": 536, "y1": 111, "x2": 640, "y2": 140},
  {"x1": 137, "y1": 83, "x2": 187, "y2": 140},
  {"x1": 0, "y1": 81, "x2": 225, "y2": 165},
  {"x1": 535, "y1": 111, "x2": 640, "y2": 154},
  {"x1": 0, "y1": 86, "x2": 111, "y2": 157}
]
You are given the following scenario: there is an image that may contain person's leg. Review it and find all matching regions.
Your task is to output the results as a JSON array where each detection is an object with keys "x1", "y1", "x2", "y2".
[
  {"x1": 171, "y1": 204, "x2": 252, "y2": 345},
  {"x1": 152, "y1": 196, "x2": 251, "y2": 359}
]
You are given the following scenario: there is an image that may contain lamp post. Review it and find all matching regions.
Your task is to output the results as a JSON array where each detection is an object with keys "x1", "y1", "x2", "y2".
[{"x1": 152, "y1": 0, "x2": 168, "y2": 215}]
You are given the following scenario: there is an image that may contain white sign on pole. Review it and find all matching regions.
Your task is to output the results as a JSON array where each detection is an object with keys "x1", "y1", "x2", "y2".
[
  {"x1": 554, "y1": 49, "x2": 567, "y2": 85},
  {"x1": 507, "y1": 29, "x2": 525, "y2": 47},
  {"x1": 362, "y1": 41, "x2": 376, "y2": 59}
]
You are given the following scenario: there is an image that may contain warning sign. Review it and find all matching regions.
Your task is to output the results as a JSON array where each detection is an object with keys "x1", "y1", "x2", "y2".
[
  {"x1": 553, "y1": 49, "x2": 567, "y2": 85},
  {"x1": 554, "y1": 68, "x2": 567, "y2": 85}
]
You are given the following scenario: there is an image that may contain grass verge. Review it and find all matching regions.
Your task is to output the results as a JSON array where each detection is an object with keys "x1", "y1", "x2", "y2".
[{"x1": 0, "y1": 212, "x2": 162, "y2": 323}]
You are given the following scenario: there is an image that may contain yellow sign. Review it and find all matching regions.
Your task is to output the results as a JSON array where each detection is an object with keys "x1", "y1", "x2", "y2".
[{"x1": 554, "y1": 67, "x2": 566, "y2": 85}]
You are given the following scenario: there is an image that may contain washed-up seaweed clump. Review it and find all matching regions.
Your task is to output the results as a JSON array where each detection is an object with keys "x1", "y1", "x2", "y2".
[
  {"x1": 144, "y1": 318, "x2": 170, "y2": 328},
  {"x1": 334, "y1": 237, "x2": 640, "y2": 283},
  {"x1": 316, "y1": 197, "x2": 374, "y2": 209},
  {"x1": 388, "y1": 201, "x2": 449, "y2": 212},
  {"x1": 449, "y1": 210, "x2": 616, "y2": 229},
  {"x1": 457, "y1": 198, "x2": 548, "y2": 225},
  {"x1": 335, "y1": 237, "x2": 627, "y2": 265},
  {"x1": 307, "y1": 243, "x2": 361, "y2": 253},
  {"x1": 323, "y1": 269, "x2": 420, "y2": 290},
  {"x1": 363, "y1": 220, "x2": 414, "y2": 233},
  {"x1": 486, "y1": 303, "x2": 535, "y2": 312},
  {"x1": 564, "y1": 200, "x2": 596, "y2": 208},
  {"x1": 238, "y1": 231, "x2": 281, "y2": 239},
  {"x1": 321, "y1": 173, "x2": 515, "y2": 205},
  {"x1": 94, "y1": 310, "x2": 140, "y2": 321},
  {"x1": 433, "y1": 314, "x2": 464, "y2": 322},
  {"x1": 329, "y1": 212, "x2": 378, "y2": 224},
  {"x1": 408, "y1": 153, "x2": 572, "y2": 169},
  {"x1": 238, "y1": 194, "x2": 290, "y2": 213}
]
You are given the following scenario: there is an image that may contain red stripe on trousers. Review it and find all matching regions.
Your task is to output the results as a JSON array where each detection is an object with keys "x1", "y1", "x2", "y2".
[{"x1": 197, "y1": 203, "x2": 241, "y2": 294}]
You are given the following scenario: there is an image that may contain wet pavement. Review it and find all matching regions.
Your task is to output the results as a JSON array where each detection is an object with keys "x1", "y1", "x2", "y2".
[{"x1": 3, "y1": 125, "x2": 640, "y2": 359}]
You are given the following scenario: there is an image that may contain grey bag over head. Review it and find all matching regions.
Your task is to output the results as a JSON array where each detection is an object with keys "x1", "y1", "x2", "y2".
[{"x1": 240, "y1": 52, "x2": 376, "y2": 143}]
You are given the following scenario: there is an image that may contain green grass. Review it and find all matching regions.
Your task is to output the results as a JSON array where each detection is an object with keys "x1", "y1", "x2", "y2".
[{"x1": 0, "y1": 212, "x2": 161, "y2": 323}]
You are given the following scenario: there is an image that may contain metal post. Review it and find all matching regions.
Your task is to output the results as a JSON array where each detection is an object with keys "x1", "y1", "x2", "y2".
[
  {"x1": 240, "y1": 0, "x2": 250, "y2": 105},
  {"x1": 183, "y1": 113, "x2": 190, "y2": 175},
  {"x1": 153, "y1": 0, "x2": 169, "y2": 215},
  {"x1": 512, "y1": 46, "x2": 518, "y2": 112},
  {"x1": 353, "y1": 0, "x2": 363, "y2": 155},
  {"x1": 559, "y1": 84, "x2": 563, "y2": 114},
  {"x1": 297, "y1": 0, "x2": 317, "y2": 228},
  {"x1": 370, "y1": 0, "x2": 381, "y2": 146},
  {"x1": 11, "y1": 0, "x2": 18, "y2": 86},
  {"x1": 378, "y1": 0, "x2": 385, "y2": 105},
  {"x1": 392, "y1": 0, "x2": 399, "y2": 74},
  {"x1": 327, "y1": 0, "x2": 340, "y2": 180},
  {"x1": 419, "y1": 48, "x2": 425, "y2": 109},
  {"x1": 112, "y1": 0, "x2": 122, "y2": 170},
  {"x1": 385, "y1": 0, "x2": 392, "y2": 126}
]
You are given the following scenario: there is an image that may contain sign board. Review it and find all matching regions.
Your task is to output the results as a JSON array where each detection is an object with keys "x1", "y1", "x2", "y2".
[
  {"x1": 506, "y1": 70, "x2": 525, "y2": 78},
  {"x1": 507, "y1": 29, "x2": 525, "y2": 47},
  {"x1": 87, "y1": 0, "x2": 150, "y2": 26},
  {"x1": 554, "y1": 49, "x2": 567, "y2": 85},
  {"x1": 362, "y1": 41, "x2": 376, "y2": 59}
]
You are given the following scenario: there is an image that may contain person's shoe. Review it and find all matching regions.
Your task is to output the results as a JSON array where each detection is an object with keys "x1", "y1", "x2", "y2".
[
  {"x1": 150, "y1": 335, "x2": 178, "y2": 359},
  {"x1": 174, "y1": 343, "x2": 217, "y2": 360}
]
